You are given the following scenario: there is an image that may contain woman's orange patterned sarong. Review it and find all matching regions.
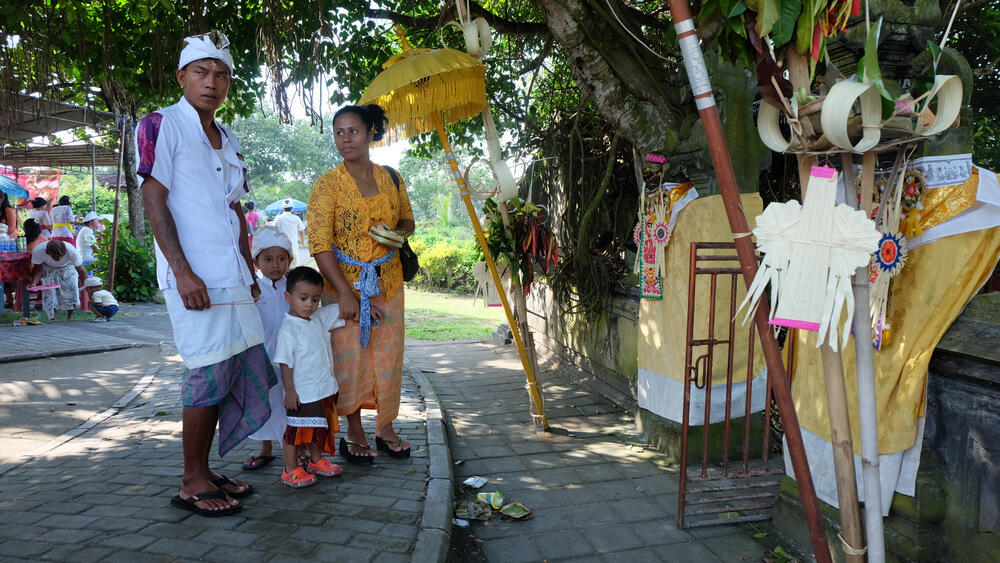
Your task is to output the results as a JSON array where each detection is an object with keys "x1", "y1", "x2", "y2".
[{"x1": 331, "y1": 284, "x2": 404, "y2": 433}]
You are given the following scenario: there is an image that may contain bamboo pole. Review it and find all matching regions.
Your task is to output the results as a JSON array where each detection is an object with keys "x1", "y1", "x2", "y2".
[
  {"x1": 433, "y1": 113, "x2": 549, "y2": 429},
  {"x1": 788, "y1": 53, "x2": 864, "y2": 561},
  {"x1": 844, "y1": 153, "x2": 887, "y2": 562},
  {"x1": 797, "y1": 153, "x2": 865, "y2": 562},
  {"x1": 665, "y1": 2, "x2": 831, "y2": 560}
]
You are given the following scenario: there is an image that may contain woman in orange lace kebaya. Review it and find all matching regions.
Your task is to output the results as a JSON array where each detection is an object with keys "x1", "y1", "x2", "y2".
[{"x1": 307, "y1": 104, "x2": 415, "y2": 462}]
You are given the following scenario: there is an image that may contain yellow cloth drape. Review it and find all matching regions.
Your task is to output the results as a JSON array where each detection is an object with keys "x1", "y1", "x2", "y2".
[
  {"x1": 638, "y1": 193, "x2": 765, "y2": 384},
  {"x1": 307, "y1": 164, "x2": 415, "y2": 301},
  {"x1": 793, "y1": 222, "x2": 1000, "y2": 454}
]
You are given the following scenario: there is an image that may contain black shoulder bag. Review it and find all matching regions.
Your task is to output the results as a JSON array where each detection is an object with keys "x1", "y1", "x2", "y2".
[{"x1": 384, "y1": 166, "x2": 420, "y2": 282}]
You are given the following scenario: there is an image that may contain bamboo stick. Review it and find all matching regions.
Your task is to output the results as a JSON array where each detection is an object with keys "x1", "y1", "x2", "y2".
[
  {"x1": 666, "y1": 2, "x2": 832, "y2": 559},
  {"x1": 844, "y1": 153, "x2": 887, "y2": 563},
  {"x1": 433, "y1": 113, "x2": 549, "y2": 429},
  {"x1": 794, "y1": 79, "x2": 864, "y2": 563}
]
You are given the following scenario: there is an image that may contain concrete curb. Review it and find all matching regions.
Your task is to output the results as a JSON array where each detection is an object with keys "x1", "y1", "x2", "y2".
[
  {"x1": 406, "y1": 358, "x2": 454, "y2": 563},
  {"x1": 0, "y1": 341, "x2": 149, "y2": 365}
]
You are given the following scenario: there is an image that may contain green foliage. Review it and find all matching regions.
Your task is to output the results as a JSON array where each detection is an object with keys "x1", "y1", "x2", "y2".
[
  {"x1": 408, "y1": 221, "x2": 477, "y2": 292},
  {"x1": 231, "y1": 112, "x2": 342, "y2": 204},
  {"x1": 91, "y1": 224, "x2": 159, "y2": 302},
  {"x1": 57, "y1": 172, "x2": 123, "y2": 216}
]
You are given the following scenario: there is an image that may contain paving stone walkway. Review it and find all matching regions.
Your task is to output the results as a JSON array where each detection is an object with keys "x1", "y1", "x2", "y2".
[
  {"x1": 409, "y1": 339, "x2": 769, "y2": 563},
  {"x1": 0, "y1": 304, "x2": 773, "y2": 562},
  {"x1": 0, "y1": 306, "x2": 440, "y2": 563}
]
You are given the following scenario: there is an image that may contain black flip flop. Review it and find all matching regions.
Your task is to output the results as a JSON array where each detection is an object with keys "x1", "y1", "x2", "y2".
[
  {"x1": 211, "y1": 474, "x2": 254, "y2": 498},
  {"x1": 242, "y1": 455, "x2": 276, "y2": 471},
  {"x1": 340, "y1": 437, "x2": 376, "y2": 464},
  {"x1": 170, "y1": 490, "x2": 242, "y2": 518},
  {"x1": 375, "y1": 436, "x2": 411, "y2": 459}
]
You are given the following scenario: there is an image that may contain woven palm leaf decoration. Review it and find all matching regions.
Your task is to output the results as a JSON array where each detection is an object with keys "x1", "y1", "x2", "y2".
[
  {"x1": 633, "y1": 182, "x2": 697, "y2": 299},
  {"x1": 738, "y1": 166, "x2": 880, "y2": 350},
  {"x1": 868, "y1": 161, "x2": 911, "y2": 349}
]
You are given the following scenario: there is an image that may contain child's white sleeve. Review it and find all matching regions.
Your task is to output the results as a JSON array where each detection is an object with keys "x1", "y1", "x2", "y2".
[
  {"x1": 272, "y1": 325, "x2": 295, "y2": 369},
  {"x1": 319, "y1": 304, "x2": 346, "y2": 331}
]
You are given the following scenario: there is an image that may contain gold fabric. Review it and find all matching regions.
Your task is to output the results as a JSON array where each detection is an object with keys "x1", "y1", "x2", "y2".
[
  {"x1": 638, "y1": 193, "x2": 765, "y2": 384},
  {"x1": 792, "y1": 224, "x2": 1000, "y2": 454},
  {"x1": 307, "y1": 164, "x2": 415, "y2": 301},
  {"x1": 916, "y1": 168, "x2": 979, "y2": 232}
]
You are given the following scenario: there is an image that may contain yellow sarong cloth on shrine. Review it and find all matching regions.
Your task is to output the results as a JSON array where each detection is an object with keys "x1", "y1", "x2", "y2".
[
  {"x1": 793, "y1": 167, "x2": 1000, "y2": 454},
  {"x1": 637, "y1": 193, "x2": 766, "y2": 423}
]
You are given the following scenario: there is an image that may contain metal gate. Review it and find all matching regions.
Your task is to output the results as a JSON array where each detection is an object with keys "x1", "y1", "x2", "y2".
[{"x1": 677, "y1": 242, "x2": 792, "y2": 528}]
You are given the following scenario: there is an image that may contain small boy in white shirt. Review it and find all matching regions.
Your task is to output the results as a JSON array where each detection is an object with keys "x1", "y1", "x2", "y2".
[
  {"x1": 242, "y1": 227, "x2": 294, "y2": 471},
  {"x1": 273, "y1": 266, "x2": 346, "y2": 488},
  {"x1": 76, "y1": 212, "x2": 100, "y2": 265},
  {"x1": 83, "y1": 277, "x2": 118, "y2": 322}
]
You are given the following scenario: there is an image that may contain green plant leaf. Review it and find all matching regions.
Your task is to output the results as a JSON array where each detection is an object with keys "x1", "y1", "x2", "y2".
[
  {"x1": 746, "y1": 0, "x2": 780, "y2": 37},
  {"x1": 771, "y1": 0, "x2": 801, "y2": 48}
]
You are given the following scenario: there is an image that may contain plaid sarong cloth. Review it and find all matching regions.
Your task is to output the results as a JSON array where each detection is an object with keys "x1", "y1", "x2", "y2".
[{"x1": 183, "y1": 343, "x2": 277, "y2": 456}]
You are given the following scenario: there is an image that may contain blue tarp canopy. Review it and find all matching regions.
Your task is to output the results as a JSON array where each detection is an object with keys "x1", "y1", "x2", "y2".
[
  {"x1": 0, "y1": 174, "x2": 28, "y2": 203},
  {"x1": 264, "y1": 198, "x2": 307, "y2": 215}
]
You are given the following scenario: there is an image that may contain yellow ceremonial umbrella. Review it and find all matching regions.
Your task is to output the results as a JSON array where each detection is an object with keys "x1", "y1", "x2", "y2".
[{"x1": 360, "y1": 27, "x2": 548, "y2": 429}]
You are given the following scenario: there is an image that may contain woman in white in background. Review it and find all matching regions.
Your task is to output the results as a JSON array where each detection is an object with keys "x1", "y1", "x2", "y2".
[
  {"x1": 28, "y1": 198, "x2": 53, "y2": 238},
  {"x1": 49, "y1": 195, "x2": 75, "y2": 244}
]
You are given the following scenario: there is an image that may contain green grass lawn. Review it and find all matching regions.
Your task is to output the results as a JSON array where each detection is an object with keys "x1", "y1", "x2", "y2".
[{"x1": 405, "y1": 288, "x2": 507, "y2": 341}]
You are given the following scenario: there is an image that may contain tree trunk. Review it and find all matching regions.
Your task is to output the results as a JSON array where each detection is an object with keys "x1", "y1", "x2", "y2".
[
  {"x1": 121, "y1": 122, "x2": 146, "y2": 239},
  {"x1": 538, "y1": 0, "x2": 682, "y2": 152}
]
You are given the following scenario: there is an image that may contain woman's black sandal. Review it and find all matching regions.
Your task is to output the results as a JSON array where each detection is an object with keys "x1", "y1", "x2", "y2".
[
  {"x1": 340, "y1": 437, "x2": 376, "y2": 464},
  {"x1": 375, "y1": 436, "x2": 411, "y2": 459}
]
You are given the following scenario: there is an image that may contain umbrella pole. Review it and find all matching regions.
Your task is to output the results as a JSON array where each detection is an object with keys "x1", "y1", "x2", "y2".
[{"x1": 433, "y1": 113, "x2": 549, "y2": 429}]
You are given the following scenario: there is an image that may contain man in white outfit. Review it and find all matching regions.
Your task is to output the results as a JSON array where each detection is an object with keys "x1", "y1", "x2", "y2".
[
  {"x1": 273, "y1": 198, "x2": 306, "y2": 266},
  {"x1": 136, "y1": 31, "x2": 275, "y2": 518}
]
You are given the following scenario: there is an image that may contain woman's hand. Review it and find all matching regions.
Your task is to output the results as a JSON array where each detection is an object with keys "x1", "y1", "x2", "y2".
[
  {"x1": 339, "y1": 292, "x2": 360, "y2": 321},
  {"x1": 370, "y1": 294, "x2": 385, "y2": 324},
  {"x1": 250, "y1": 281, "x2": 261, "y2": 301}
]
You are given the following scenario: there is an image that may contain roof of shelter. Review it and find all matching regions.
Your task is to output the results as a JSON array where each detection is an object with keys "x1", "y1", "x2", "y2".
[
  {"x1": 1, "y1": 93, "x2": 115, "y2": 144},
  {"x1": 0, "y1": 144, "x2": 119, "y2": 168}
]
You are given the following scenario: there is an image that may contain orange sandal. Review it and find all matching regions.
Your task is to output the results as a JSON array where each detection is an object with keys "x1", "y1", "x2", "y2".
[
  {"x1": 281, "y1": 466, "x2": 317, "y2": 488},
  {"x1": 306, "y1": 457, "x2": 343, "y2": 477}
]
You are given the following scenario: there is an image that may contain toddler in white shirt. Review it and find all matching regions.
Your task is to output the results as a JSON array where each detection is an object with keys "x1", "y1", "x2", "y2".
[{"x1": 273, "y1": 266, "x2": 346, "y2": 488}]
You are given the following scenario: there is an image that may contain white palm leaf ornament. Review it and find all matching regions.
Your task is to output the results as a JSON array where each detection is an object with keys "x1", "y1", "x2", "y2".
[{"x1": 738, "y1": 166, "x2": 880, "y2": 350}]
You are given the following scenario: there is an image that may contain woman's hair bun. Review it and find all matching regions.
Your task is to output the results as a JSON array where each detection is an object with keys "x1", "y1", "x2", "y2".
[
  {"x1": 363, "y1": 104, "x2": 388, "y2": 142},
  {"x1": 333, "y1": 104, "x2": 390, "y2": 142}
]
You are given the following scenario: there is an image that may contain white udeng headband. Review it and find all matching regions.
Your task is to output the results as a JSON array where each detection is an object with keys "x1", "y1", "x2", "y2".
[{"x1": 178, "y1": 33, "x2": 234, "y2": 74}]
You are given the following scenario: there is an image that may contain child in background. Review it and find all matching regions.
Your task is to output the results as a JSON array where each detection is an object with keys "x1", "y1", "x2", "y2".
[
  {"x1": 83, "y1": 277, "x2": 119, "y2": 322},
  {"x1": 76, "y1": 212, "x2": 100, "y2": 267},
  {"x1": 274, "y1": 266, "x2": 345, "y2": 487},
  {"x1": 242, "y1": 226, "x2": 294, "y2": 471},
  {"x1": 28, "y1": 198, "x2": 52, "y2": 238}
]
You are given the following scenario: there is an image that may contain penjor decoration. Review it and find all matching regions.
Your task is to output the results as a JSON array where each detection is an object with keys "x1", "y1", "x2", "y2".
[
  {"x1": 738, "y1": 166, "x2": 880, "y2": 350},
  {"x1": 633, "y1": 181, "x2": 697, "y2": 299}
]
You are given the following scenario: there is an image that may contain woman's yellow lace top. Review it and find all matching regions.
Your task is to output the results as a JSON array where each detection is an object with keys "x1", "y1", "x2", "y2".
[{"x1": 307, "y1": 163, "x2": 414, "y2": 300}]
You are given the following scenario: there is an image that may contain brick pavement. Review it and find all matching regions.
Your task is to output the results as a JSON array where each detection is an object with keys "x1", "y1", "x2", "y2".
[
  {"x1": 408, "y1": 339, "x2": 769, "y2": 563},
  {"x1": 0, "y1": 304, "x2": 446, "y2": 563}
]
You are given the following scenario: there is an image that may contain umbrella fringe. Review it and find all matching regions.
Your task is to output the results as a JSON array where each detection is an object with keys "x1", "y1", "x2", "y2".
[{"x1": 367, "y1": 66, "x2": 487, "y2": 144}]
